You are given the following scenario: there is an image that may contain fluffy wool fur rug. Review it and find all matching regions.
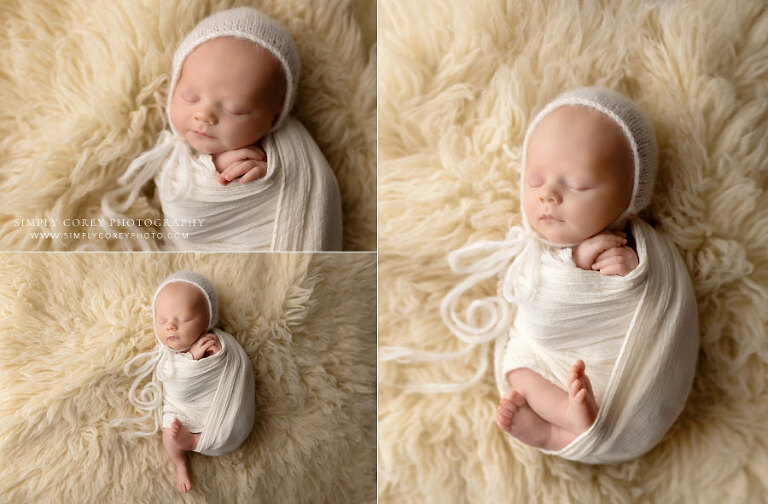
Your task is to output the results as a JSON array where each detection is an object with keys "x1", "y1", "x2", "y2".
[
  {"x1": 0, "y1": 252, "x2": 376, "y2": 503},
  {"x1": 378, "y1": 1, "x2": 768, "y2": 502},
  {"x1": 0, "y1": 0, "x2": 376, "y2": 251}
]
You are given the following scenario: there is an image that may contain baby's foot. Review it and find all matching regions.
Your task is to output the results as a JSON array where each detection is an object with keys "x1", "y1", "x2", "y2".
[
  {"x1": 564, "y1": 360, "x2": 598, "y2": 434},
  {"x1": 496, "y1": 390, "x2": 527, "y2": 433},
  {"x1": 170, "y1": 418, "x2": 199, "y2": 451},
  {"x1": 497, "y1": 390, "x2": 575, "y2": 450},
  {"x1": 174, "y1": 461, "x2": 192, "y2": 493}
]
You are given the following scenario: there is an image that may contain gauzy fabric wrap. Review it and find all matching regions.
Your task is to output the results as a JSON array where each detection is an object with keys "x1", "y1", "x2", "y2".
[
  {"x1": 101, "y1": 117, "x2": 342, "y2": 251},
  {"x1": 381, "y1": 218, "x2": 699, "y2": 464},
  {"x1": 160, "y1": 329, "x2": 255, "y2": 456}
]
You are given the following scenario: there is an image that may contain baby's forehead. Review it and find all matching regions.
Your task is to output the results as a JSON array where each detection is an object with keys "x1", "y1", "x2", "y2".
[
  {"x1": 155, "y1": 282, "x2": 205, "y2": 308},
  {"x1": 527, "y1": 106, "x2": 630, "y2": 163},
  {"x1": 177, "y1": 36, "x2": 285, "y2": 100},
  {"x1": 182, "y1": 37, "x2": 282, "y2": 76}
]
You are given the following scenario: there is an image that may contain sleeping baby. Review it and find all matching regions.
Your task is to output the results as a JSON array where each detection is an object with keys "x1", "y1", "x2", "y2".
[
  {"x1": 382, "y1": 88, "x2": 699, "y2": 464},
  {"x1": 112, "y1": 271, "x2": 255, "y2": 493},
  {"x1": 101, "y1": 7, "x2": 343, "y2": 251}
]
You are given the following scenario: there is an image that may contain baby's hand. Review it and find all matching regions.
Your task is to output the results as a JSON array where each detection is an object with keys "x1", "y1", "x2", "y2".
[
  {"x1": 212, "y1": 143, "x2": 267, "y2": 185},
  {"x1": 188, "y1": 332, "x2": 222, "y2": 360},
  {"x1": 591, "y1": 245, "x2": 638, "y2": 276},
  {"x1": 571, "y1": 230, "x2": 627, "y2": 271}
]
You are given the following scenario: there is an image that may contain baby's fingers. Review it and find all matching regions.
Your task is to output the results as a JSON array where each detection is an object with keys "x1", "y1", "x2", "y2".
[
  {"x1": 238, "y1": 162, "x2": 268, "y2": 183},
  {"x1": 597, "y1": 263, "x2": 633, "y2": 276},
  {"x1": 593, "y1": 246, "x2": 623, "y2": 264},
  {"x1": 590, "y1": 232, "x2": 626, "y2": 252},
  {"x1": 593, "y1": 248, "x2": 637, "y2": 276},
  {"x1": 218, "y1": 160, "x2": 251, "y2": 185}
]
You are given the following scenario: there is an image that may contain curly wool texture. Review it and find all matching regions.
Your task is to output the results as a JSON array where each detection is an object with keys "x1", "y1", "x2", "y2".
[
  {"x1": 379, "y1": 1, "x2": 768, "y2": 503},
  {"x1": 0, "y1": 253, "x2": 376, "y2": 503},
  {"x1": 0, "y1": 0, "x2": 375, "y2": 251}
]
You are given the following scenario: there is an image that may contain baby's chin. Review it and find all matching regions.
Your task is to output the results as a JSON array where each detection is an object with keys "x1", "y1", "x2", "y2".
[
  {"x1": 530, "y1": 223, "x2": 586, "y2": 245},
  {"x1": 185, "y1": 134, "x2": 226, "y2": 155}
]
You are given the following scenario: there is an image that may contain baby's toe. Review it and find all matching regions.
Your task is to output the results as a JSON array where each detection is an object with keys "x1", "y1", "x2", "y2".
[
  {"x1": 509, "y1": 391, "x2": 526, "y2": 408},
  {"x1": 570, "y1": 378, "x2": 584, "y2": 397},
  {"x1": 497, "y1": 404, "x2": 514, "y2": 420}
]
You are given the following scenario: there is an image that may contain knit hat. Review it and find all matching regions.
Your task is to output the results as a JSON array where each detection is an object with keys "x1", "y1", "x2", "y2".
[
  {"x1": 167, "y1": 7, "x2": 301, "y2": 132},
  {"x1": 521, "y1": 87, "x2": 658, "y2": 230},
  {"x1": 153, "y1": 271, "x2": 219, "y2": 331}
]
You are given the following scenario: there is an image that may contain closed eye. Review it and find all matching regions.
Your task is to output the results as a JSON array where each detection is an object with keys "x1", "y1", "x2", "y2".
[
  {"x1": 224, "y1": 107, "x2": 251, "y2": 116},
  {"x1": 180, "y1": 92, "x2": 199, "y2": 103},
  {"x1": 566, "y1": 178, "x2": 594, "y2": 191}
]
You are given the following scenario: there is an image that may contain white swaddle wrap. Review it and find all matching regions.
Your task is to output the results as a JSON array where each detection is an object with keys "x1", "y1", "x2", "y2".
[
  {"x1": 493, "y1": 218, "x2": 698, "y2": 463},
  {"x1": 380, "y1": 87, "x2": 700, "y2": 464},
  {"x1": 111, "y1": 271, "x2": 256, "y2": 457},
  {"x1": 99, "y1": 7, "x2": 343, "y2": 251},
  {"x1": 103, "y1": 118, "x2": 342, "y2": 251},
  {"x1": 159, "y1": 328, "x2": 255, "y2": 456}
]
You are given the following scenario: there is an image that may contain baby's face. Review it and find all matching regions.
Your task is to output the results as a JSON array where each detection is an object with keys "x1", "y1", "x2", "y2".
[
  {"x1": 154, "y1": 282, "x2": 209, "y2": 351},
  {"x1": 523, "y1": 106, "x2": 633, "y2": 244},
  {"x1": 170, "y1": 37, "x2": 286, "y2": 155}
]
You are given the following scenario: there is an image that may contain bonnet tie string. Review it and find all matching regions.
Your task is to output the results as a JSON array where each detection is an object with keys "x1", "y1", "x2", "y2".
[
  {"x1": 379, "y1": 225, "x2": 542, "y2": 393},
  {"x1": 99, "y1": 131, "x2": 192, "y2": 250},
  {"x1": 110, "y1": 343, "x2": 190, "y2": 437}
]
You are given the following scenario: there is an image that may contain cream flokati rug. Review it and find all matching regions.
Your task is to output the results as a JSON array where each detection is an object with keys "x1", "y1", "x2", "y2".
[
  {"x1": 0, "y1": 253, "x2": 376, "y2": 503},
  {"x1": 378, "y1": 1, "x2": 768, "y2": 503},
  {"x1": 0, "y1": 0, "x2": 376, "y2": 251}
]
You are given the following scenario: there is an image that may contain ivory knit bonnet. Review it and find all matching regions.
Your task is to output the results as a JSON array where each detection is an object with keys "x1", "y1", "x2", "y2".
[
  {"x1": 521, "y1": 87, "x2": 658, "y2": 230},
  {"x1": 167, "y1": 6, "x2": 301, "y2": 132},
  {"x1": 153, "y1": 271, "x2": 219, "y2": 332}
]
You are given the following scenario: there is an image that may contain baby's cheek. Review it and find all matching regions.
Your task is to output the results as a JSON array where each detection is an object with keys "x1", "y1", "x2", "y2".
[
  {"x1": 522, "y1": 194, "x2": 537, "y2": 221},
  {"x1": 169, "y1": 100, "x2": 186, "y2": 133}
]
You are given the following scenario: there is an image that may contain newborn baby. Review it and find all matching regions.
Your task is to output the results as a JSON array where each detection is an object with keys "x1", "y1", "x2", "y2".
[
  {"x1": 383, "y1": 87, "x2": 698, "y2": 464},
  {"x1": 494, "y1": 100, "x2": 639, "y2": 449},
  {"x1": 102, "y1": 7, "x2": 343, "y2": 251},
  {"x1": 471, "y1": 88, "x2": 698, "y2": 463},
  {"x1": 113, "y1": 271, "x2": 255, "y2": 493},
  {"x1": 153, "y1": 281, "x2": 221, "y2": 493}
]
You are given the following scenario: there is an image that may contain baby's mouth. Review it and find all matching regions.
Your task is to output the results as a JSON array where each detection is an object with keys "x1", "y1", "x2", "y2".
[
  {"x1": 540, "y1": 214, "x2": 564, "y2": 222},
  {"x1": 192, "y1": 129, "x2": 216, "y2": 139}
]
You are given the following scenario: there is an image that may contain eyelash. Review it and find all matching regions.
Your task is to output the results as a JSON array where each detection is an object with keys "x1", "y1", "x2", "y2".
[
  {"x1": 158, "y1": 317, "x2": 194, "y2": 323},
  {"x1": 180, "y1": 94, "x2": 249, "y2": 116},
  {"x1": 527, "y1": 179, "x2": 591, "y2": 191}
]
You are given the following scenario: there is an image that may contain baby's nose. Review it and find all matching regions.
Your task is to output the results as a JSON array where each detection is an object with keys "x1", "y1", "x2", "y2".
[
  {"x1": 194, "y1": 110, "x2": 218, "y2": 126},
  {"x1": 540, "y1": 189, "x2": 562, "y2": 204}
]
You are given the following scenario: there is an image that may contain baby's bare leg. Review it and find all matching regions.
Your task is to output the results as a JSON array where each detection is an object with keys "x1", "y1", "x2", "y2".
[
  {"x1": 506, "y1": 361, "x2": 598, "y2": 435},
  {"x1": 163, "y1": 418, "x2": 201, "y2": 493},
  {"x1": 496, "y1": 390, "x2": 576, "y2": 450},
  {"x1": 506, "y1": 368, "x2": 570, "y2": 428}
]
